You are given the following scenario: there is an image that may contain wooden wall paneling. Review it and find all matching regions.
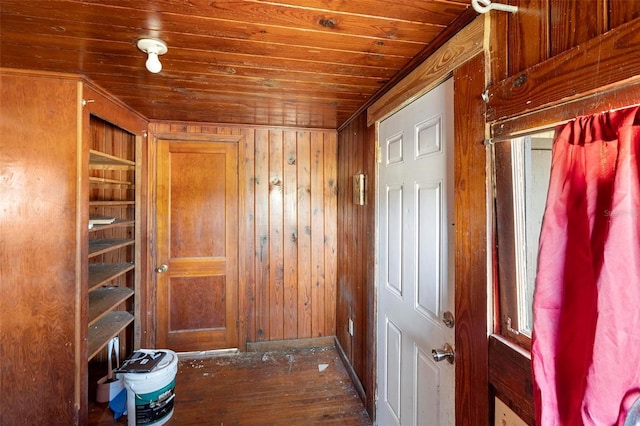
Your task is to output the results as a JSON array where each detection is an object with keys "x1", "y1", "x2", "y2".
[
  {"x1": 353, "y1": 114, "x2": 365, "y2": 381},
  {"x1": 297, "y1": 131, "x2": 313, "y2": 339},
  {"x1": 489, "y1": 11, "x2": 510, "y2": 84},
  {"x1": 339, "y1": 124, "x2": 351, "y2": 355},
  {"x1": 363, "y1": 116, "x2": 376, "y2": 418},
  {"x1": 238, "y1": 129, "x2": 255, "y2": 349},
  {"x1": 454, "y1": 53, "x2": 489, "y2": 425},
  {"x1": 335, "y1": 132, "x2": 345, "y2": 352},
  {"x1": 367, "y1": 17, "x2": 484, "y2": 126},
  {"x1": 310, "y1": 132, "x2": 326, "y2": 337},
  {"x1": 336, "y1": 111, "x2": 376, "y2": 418},
  {"x1": 487, "y1": 16, "x2": 640, "y2": 127},
  {"x1": 254, "y1": 128, "x2": 270, "y2": 341},
  {"x1": 549, "y1": 0, "x2": 607, "y2": 56},
  {"x1": 0, "y1": 72, "x2": 83, "y2": 425},
  {"x1": 336, "y1": 124, "x2": 350, "y2": 357},
  {"x1": 608, "y1": 0, "x2": 640, "y2": 29},
  {"x1": 283, "y1": 131, "x2": 299, "y2": 340},
  {"x1": 489, "y1": 335, "x2": 535, "y2": 425},
  {"x1": 507, "y1": 0, "x2": 550, "y2": 76},
  {"x1": 269, "y1": 130, "x2": 285, "y2": 340},
  {"x1": 324, "y1": 132, "x2": 338, "y2": 337},
  {"x1": 345, "y1": 122, "x2": 355, "y2": 359}
]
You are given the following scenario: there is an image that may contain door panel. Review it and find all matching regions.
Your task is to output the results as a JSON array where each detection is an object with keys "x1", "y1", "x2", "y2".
[
  {"x1": 156, "y1": 140, "x2": 238, "y2": 351},
  {"x1": 377, "y1": 78, "x2": 455, "y2": 425},
  {"x1": 385, "y1": 317, "x2": 403, "y2": 423}
]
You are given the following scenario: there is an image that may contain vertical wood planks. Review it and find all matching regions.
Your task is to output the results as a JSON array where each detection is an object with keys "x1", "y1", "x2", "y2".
[
  {"x1": 550, "y1": 0, "x2": 607, "y2": 56},
  {"x1": 283, "y1": 131, "x2": 299, "y2": 339},
  {"x1": 238, "y1": 128, "x2": 255, "y2": 350},
  {"x1": 310, "y1": 132, "x2": 326, "y2": 337},
  {"x1": 297, "y1": 131, "x2": 313, "y2": 339},
  {"x1": 268, "y1": 130, "x2": 284, "y2": 340},
  {"x1": 507, "y1": 0, "x2": 551, "y2": 76},
  {"x1": 497, "y1": 0, "x2": 639, "y2": 80},
  {"x1": 336, "y1": 112, "x2": 376, "y2": 417},
  {"x1": 324, "y1": 132, "x2": 338, "y2": 337},
  {"x1": 254, "y1": 128, "x2": 270, "y2": 341}
]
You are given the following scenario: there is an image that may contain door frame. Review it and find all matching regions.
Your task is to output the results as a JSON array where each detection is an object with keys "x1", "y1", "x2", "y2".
[
  {"x1": 146, "y1": 132, "x2": 246, "y2": 351},
  {"x1": 369, "y1": 53, "x2": 489, "y2": 423}
]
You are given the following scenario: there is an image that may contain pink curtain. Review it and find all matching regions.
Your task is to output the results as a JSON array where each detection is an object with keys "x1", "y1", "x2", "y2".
[{"x1": 532, "y1": 105, "x2": 640, "y2": 425}]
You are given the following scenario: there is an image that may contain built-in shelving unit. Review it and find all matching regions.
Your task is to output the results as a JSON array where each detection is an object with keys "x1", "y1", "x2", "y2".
[{"x1": 87, "y1": 115, "x2": 137, "y2": 362}]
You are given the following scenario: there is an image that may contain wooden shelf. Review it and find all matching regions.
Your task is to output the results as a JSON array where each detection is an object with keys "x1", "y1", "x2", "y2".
[
  {"x1": 88, "y1": 238, "x2": 134, "y2": 258},
  {"x1": 86, "y1": 115, "x2": 138, "y2": 372},
  {"x1": 88, "y1": 263, "x2": 135, "y2": 291},
  {"x1": 89, "y1": 176, "x2": 133, "y2": 186},
  {"x1": 88, "y1": 287, "x2": 134, "y2": 326},
  {"x1": 90, "y1": 149, "x2": 135, "y2": 167},
  {"x1": 88, "y1": 218, "x2": 135, "y2": 232},
  {"x1": 89, "y1": 200, "x2": 136, "y2": 207},
  {"x1": 88, "y1": 311, "x2": 134, "y2": 361}
]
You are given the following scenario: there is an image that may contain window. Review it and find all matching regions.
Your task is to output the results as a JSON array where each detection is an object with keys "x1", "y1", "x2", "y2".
[{"x1": 493, "y1": 130, "x2": 553, "y2": 348}]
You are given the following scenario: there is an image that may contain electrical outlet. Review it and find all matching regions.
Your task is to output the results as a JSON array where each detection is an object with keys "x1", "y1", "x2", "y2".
[{"x1": 348, "y1": 318, "x2": 354, "y2": 336}]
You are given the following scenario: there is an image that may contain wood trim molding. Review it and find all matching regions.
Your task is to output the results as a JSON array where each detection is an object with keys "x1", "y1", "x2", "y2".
[
  {"x1": 454, "y1": 53, "x2": 489, "y2": 425},
  {"x1": 246, "y1": 336, "x2": 336, "y2": 352},
  {"x1": 367, "y1": 16, "x2": 485, "y2": 126},
  {"x1": 487, "y1": 16, "x2": 640, "y2": 128},
  {"x1": 491, "y1": 79, "x2": 640, "y2": 140},
  {"x1": 149, "y1": 120, "x2": 336, "y2": 134},
  {"x1": 334, "y1": 337, "x2": 367, "y2": 405},
  {"x1": 83, "y1": 84, "x2": 148, "y2": 135},
  {"x1": 149, "y1": 132, "x2": 244, "y2": 143}
]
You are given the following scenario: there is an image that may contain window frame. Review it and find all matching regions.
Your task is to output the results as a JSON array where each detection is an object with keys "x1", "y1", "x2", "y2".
[{"x1": 492, "y1": 132, "x2": 554, "y2": 350}]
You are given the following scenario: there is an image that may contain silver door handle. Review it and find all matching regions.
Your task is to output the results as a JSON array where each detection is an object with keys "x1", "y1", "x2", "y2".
[
  {"x1": 156, "y1": 264, "x2": 168, "y2": 273},
  {"x1": 432, "y1": 343, "x2": 454, "y2": 364}
]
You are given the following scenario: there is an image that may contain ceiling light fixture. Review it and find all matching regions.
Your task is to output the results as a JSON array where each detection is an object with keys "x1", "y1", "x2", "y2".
[
  {"x1": 471, "y1": 0, "x2": 518, "y2": 14},
  {"x1": 137, "y1": 38, "x2": 167, "y2": 74}
]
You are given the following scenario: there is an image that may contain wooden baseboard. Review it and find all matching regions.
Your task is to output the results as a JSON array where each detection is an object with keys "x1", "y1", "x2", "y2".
[
  {"x1": 334, "y1": 337, "x2": 367, "y2": 405},
  {"x1": 245, "y1": 336, "x2": 336, "y2": 352}
]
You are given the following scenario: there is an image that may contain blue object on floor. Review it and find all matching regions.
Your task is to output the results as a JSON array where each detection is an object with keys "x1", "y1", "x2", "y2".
[{"x1": 109, "y1": 388, "x2": 127, "y2": 420}]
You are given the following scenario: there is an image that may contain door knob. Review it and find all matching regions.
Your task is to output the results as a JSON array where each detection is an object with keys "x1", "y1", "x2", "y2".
[
  {"x1": 156, "y1": 264, "x2": 168, "y2": 273},
  {"x1": 432, "y1": 343, "x2": 455, "y2": 364}
]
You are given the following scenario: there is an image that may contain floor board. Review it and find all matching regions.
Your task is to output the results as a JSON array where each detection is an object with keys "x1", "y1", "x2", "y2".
[{"x1": 88, "y1": 345, "x2": 372, "y2": 425}]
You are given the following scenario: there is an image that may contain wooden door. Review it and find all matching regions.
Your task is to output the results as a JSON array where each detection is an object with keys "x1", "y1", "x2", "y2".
[
  {"x1": 376, "y1": 78, "x2": 455, "y2": 425},
  {"x1": 156, "y1": 139, "x2": 238, "y2": 351}
]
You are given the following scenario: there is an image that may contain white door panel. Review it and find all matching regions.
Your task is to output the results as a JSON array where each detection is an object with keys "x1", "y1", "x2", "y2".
[{"x1": 377, "y1": 78, "x2": 455, "y2": 426}]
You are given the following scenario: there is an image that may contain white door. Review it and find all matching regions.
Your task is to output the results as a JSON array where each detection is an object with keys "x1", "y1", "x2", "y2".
[{"x1": 376, "y1": 78, "x2": 455, "y2": 426}]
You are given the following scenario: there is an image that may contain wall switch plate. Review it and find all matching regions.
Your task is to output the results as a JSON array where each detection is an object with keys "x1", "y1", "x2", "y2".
[{"x1": 348, "y1": 318, "x2": 354, "y2": 336}]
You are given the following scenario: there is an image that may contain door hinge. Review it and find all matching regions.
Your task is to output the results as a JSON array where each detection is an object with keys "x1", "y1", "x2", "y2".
[{"x1": 376, "y1": 140, "x2": 382, "y2": 164}]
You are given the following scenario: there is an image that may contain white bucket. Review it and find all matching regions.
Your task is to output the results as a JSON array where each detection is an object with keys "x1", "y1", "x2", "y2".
[{"x1": 121, "y1": 350, "x2": 178, "y2": 426}]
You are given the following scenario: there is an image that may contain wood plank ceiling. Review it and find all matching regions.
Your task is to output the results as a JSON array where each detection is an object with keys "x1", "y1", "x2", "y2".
[{"x1": 0, "y1": 0, "x2": 474, "y2": 129}]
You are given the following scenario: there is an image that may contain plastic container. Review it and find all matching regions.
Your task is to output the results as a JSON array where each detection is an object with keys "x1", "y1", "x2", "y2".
[{"x1": 121, "y1": 350, "x2": 178, "y2": 426}]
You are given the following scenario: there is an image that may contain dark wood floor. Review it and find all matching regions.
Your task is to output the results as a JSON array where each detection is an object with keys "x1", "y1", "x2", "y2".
[{"x1": 89, "y1": 344, "x2": 372, "y2": 425}]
